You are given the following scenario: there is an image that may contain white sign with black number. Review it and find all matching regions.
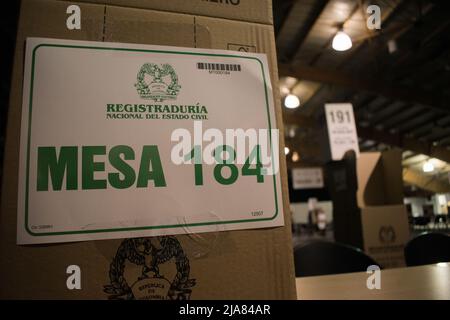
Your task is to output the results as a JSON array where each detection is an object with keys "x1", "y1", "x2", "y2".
[
  {"x1": 291, "y1": 167, "x2": 324, "y2": 190},
  {"x1": 325, "y1": 103, "x2": 360, "y2": 160}
]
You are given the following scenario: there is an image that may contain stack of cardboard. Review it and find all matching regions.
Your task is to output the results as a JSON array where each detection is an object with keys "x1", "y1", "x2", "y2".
[{"x1": 0, "y1": 0, "x2": 296, "y2": 299}]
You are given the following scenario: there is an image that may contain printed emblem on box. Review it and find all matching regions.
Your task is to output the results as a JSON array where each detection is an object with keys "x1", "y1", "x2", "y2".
[{"x1": 104, "y1": 236, "x2": 196, "y2": 300}]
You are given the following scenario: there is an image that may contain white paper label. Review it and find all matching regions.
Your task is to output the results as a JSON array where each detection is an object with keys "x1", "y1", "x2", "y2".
[
  {"x1": 291, "y1": 167, "x2": 324, "y2": 190},
  {"x1": 325, "y1": 103, "x2": 360, "y2": 160},
  {"x1": 17, "y1": 38, "x2": 284, "y2": 244}
]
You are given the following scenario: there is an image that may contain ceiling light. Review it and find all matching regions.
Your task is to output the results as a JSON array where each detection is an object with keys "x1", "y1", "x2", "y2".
[
  {"x1": 280, "y1": 86, "x2": 290, "y2": 96},
  {"x1": 283, "y1": 76, "x2": 298, "y2": 87},
  {"x1": 387, "y1": 39, "x2": 397, "y2": 54},
  {"x1": 292, "y1": 152, "x2": 300, "y2": 162},
  {"x1": 288, "y1": 127, "x2": 296, "y2": 138},
  {"x1": 332, "y1": 31, "x2": 352, "y2": 51},
  {"x1": 437, "y1": 194, "x2": 447, "y2": 205},
  {"x1": 284, "y1": 147, "x2": 290, "y2": 155},
  {"x1": 284, "y1": 94, "x2": 300, "y2": 109},
  {"x1": 422, "y1": 161, "x2": 434, "y2": 173}
]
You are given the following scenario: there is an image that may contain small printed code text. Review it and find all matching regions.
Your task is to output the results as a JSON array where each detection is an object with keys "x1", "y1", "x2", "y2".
[{"x1": 197, "y1": 62, "x2": 241, "y2": 72}]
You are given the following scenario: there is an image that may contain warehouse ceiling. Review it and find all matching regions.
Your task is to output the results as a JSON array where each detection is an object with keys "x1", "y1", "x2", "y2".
[{"x1": 274, "y1": 0, "x2": 450, "y2": 192}]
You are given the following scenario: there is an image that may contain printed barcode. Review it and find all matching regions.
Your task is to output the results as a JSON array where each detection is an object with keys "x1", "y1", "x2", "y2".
[{"x1": 197, "y1": 62, "x2": 241, "y2": 71}]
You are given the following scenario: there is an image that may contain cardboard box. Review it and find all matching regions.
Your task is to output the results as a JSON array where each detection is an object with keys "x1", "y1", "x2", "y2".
[
  {"x1": 62, "y1": 0, "x2": 273, "y2": 24},
  {"x1": 357, "y1": 149, "x2": 410, "y2": 268},
  {"x1": 360, "y1": 205, "x2": 410, "y2": 269},
  {"x1": 0, "y1": 0, "x2": 296, "y2": 299}
]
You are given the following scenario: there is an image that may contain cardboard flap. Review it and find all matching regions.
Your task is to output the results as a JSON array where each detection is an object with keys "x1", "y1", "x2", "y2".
[
  {"x1": 380, "y1": 149, "x2": 404, "y2": 205},
  {"x1": 357, "y1": 152, "x2": 381, "y2": 207},
  {"x1": 357, "y1": 149, "x2": 403, "y2": 207}
]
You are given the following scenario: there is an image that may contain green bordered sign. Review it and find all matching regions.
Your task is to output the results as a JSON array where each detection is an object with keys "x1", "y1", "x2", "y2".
[{"x1": 17, "y1": 38, "x2": 283, "y2": 244}]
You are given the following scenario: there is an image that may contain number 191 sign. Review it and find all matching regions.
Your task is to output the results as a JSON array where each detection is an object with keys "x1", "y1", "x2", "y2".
[{"x1": 325, "y1": 103, "x2": 360, "y2": 161}]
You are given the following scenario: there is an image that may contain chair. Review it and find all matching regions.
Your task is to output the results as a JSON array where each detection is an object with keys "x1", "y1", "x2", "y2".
[
  {"x1": 293, "y1": 240, "x2": 379, "y2": 277},
  {"x1": 433, "y1": 214, "x2": 448, "y2": 229},
  {"x1": 413, "y1": 216, "x2": 430, "y2": 226},
  {"x1": 404, "y1": 232, "x2": 450, "y2": 266}
]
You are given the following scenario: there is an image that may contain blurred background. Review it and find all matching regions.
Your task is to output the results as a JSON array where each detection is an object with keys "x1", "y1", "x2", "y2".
[{"x1": 272, "y1": 0, "x2": 450, "y2": 252}]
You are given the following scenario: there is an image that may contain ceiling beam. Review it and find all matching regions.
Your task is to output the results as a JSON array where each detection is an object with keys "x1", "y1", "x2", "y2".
[
  {"x1": 278, "y1": 63, "x2": 449, "y2": 114},
  {"x1": 356, "y1": 126, "x2": 450, "y2": 163},
  {"x1": 366, "y1": 102, "x2": 407, "y2": 127},
  {"x1": 395, "y1": 108, "x2": 436, "y2": 133},
  {"x1": 273, "y1": 0, "x2": 295, "y2": 37},
  {"x1": 403, "y1": 168, "x2": 449, "y2": 193},
  {"x1": 277, "y1": 0, "x2": 329, "y2": 62}
]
